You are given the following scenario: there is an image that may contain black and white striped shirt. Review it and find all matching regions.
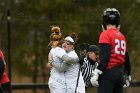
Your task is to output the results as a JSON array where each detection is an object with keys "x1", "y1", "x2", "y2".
[{"x1": 80, "y1": 57, "x2": 98, "y2": 87}]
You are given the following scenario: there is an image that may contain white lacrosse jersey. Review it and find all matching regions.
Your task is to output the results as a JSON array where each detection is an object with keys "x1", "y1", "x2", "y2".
[
  {"x1": 48, "y1": 47, "x2": 67, "y2": 93},
  {"x1": 64, "y1": 50, "x2": 85, "y2": 93}
]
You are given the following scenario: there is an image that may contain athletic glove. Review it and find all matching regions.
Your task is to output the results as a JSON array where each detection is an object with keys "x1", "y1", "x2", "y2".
[
  {"x1": 90, "y1": 68, "x2": 103, "y2": 87},
  {"x1": 123, "y1": 75, "x2": 131, "y2": 88}
]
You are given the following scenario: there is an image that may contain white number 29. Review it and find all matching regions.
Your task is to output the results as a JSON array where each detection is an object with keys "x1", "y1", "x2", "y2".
[{"x1": 115, "y1": 39, "x2": 126, "y2": 55}]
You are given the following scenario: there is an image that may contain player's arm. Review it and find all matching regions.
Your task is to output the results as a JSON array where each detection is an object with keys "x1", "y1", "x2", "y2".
[
  {"x1": 51, "y1": 61, "x2": 70, "y2": 72},
  {"x1": 97, "y1": 43, "x2": 111, "y2": 71},
  {"x1": 124, "y1": 52, "x2": 131, "y2": 76},
  {"x1": 50, "y1": 55, "x2": 77, "y2": 72},
  {"x1": 0, "y1": 58, "x2": 4, "y2": 80},
  {"x1": 123, "y1": 51, "x2": 131, "y2": 87},
  {"x1": 57, "y1": 48, "x2": 79, "y2": 64},
  {"x1": 46, "y1": 53, "x2": 53, "y2": 70},
  {"x1": 47, "y1": 51, "x2": 70, "y2": 72},
  {"x1": 62, "y1": 54, "x2": 79, "y2": 64}
]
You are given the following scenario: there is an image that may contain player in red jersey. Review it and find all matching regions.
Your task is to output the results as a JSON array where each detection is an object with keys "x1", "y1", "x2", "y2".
[
  {"x1": 0, "y1": 50, "x2": 11, "y2": 93},
  {"x1": 90, "y1": 8, "x2": 131, "y2": 93}
]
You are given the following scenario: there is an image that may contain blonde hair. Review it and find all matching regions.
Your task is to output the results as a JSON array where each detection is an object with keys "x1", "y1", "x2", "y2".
[{"x1": 49, "y1": 26, "x2": 63, "y2": 47}]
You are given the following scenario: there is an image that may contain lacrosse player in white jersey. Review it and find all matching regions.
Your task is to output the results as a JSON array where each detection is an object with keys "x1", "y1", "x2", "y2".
[{"x1": 47, "y1": 26, "x2": 85, "y2": 93}]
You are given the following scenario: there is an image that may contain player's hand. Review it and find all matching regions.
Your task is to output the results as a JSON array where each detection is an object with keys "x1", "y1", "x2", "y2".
[
  {"x1": 123, "y1": 75, "x2": 131, "y2": 88},
  {"x1": 49, "y1": 53, "x2": 53, "y2": 61},
  {"x1": 47, "y1": 53, "x2": 53, "y2": 70},
  {"x1": 46, "y1": 61, "x2": 53, "y2": 70},
  {"x1": 90, "y1": 68, "x2": 103, "y2": 87}
]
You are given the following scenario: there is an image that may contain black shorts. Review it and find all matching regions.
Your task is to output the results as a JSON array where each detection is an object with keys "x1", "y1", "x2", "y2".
[{"x1": 97, "y1": 66, "x2": 124, "y2": 93}]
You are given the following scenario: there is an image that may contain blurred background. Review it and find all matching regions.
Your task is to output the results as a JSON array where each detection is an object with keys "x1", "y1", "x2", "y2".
[{"x1": 0, "y1": 0, "x2": 140, "y2": 93}]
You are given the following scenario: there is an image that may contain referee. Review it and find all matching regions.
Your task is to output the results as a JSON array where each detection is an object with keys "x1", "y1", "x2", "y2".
[{"x1": 80, "y1": 45, "x2": 99, "y2": 88}]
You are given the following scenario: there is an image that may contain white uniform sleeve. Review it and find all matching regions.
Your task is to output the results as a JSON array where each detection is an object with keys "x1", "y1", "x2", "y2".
[
  {"x1": 51, "y1": 48, "x2": 78, "y2": 72},
  {"x1": 52, "y1": 61, "x2": 70, "y2": 72},
  {"x1": 57, "y1": 48, "x2": 67, "y2": 58},
  {"x1": 52, "y1": 50, "x2": 79, "y2": 72},
  {"x1": 50, "y1": 48, "x2": 69, "y2": 72},
  {"x1": 62, "y1": 50, "x2": 79, "y2": 64},
  {"x1": 56, "y1": 48, "x2": 79, "y2": 64}
]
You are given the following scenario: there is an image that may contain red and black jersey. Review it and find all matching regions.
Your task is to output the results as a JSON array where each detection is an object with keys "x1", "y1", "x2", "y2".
[
  {"x1": 0, "y1": 50, "x2": 10, "y2": 84},
  {"x1": 99, "y1": 28, "x2": 127, "y2": 69}
]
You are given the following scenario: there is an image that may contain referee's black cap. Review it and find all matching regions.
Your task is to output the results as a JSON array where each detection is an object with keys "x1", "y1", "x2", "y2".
[{"x1": 87, "y1": 45, "x2": 99, "y2": 54}]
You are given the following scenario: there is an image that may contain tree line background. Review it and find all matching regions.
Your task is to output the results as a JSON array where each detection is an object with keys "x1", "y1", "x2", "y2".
[{"x1": 0, "y1": 0, "x2": 140, "y2": 93}]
